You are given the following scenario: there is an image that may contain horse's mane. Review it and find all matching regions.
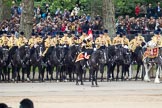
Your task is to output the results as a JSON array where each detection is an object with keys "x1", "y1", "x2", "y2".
[
  {"x1": 0, "y1": 48, "x2": 3, "y2": 58},
  {"x1": 134, "y1": 46, "x2": 142, "y2": 54},
  {"x1": 107, "y1": 46, "x2": 116, "y2": 56}
]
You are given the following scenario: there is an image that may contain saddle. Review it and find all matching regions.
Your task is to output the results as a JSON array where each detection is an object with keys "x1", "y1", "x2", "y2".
[
  {"x1": 75, "y1": 52, "x2": 90, "y2": 62},
  {"x1": 143, "y1": 47, "x2": 159, "y2": 60}
]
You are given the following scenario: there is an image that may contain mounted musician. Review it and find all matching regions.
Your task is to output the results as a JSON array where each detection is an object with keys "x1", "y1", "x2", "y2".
[
  {"x1": 95, "y1": 32, "x2": 108, "y2": 49},
  {"x1": 42, "y1": 33, "x2": 53, "y2": 56},
  {"x1": 8, "y1": 31, "x2": 17, "y2": 48},
  {"x1": 103, "y1": 29, "x2": 112, "y2": 46},
  {"x1": 17, "y1": 32, "x2": 28, "y2": 48},
  {"x1": 1, "y1": 32, "x2": 9, "y2": 49}
]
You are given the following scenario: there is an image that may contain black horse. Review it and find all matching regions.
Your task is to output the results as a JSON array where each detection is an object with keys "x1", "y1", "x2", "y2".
[
  {"x1": 105, "y1": 45, "x2": 116, "y2": 81},
  {"x1": 19, "y1": 45, "x2": 30, "y2": 82},
  {"x1": 133, "y1": 46, "x2": 145, "y2": 80},
  {"x1": 55, "y1": 45, "x2": 67, "y2": 82},
  {"x1": 98, "y1": 46, "x2": 113, "y2": 82},
  {"x1": 88, "y1": 49, "x2": 105, "y2": 86},
  {"x1": 10, "y1": 45, "x2": 30, "y2": 82},
  {"x1": 2, "y1": 47, "x2": 10, "y2": 82},
  {"x1": 75, "y1": 45, "x2": 86, "y2": 85},
  {"x1": 122, "y1": 47, "x2": 132, "y2": 80},
  {"x1": 10, "y1": 46, "x2": 22, "y2": 82},
  {"x1": 0, "y1": 47, "x2": 4, "y2": 81},
  {"x1": 45, "y1": 46, "x2": 63, "y2": 81},
  {"x1": 30, "y1": 44, "x2": 45, "y2": 82},
  {"x1": 111, "y1": 45, "x2": 132, "y2": 81},
  {"x1": 63, "y1": 45, "x2": 79, "y2": 82}
]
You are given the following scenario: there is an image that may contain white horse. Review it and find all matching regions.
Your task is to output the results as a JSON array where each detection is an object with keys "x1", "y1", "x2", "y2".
[{"x1": 143, "y1": 41, "x2": 162, "y2": 83}]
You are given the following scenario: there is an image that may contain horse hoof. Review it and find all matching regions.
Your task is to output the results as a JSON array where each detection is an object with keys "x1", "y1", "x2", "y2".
[
  {"x1": 81, "y1": 83, "x2": 84, "y2": 85},
  {"x1": 27, "y1": 78, "x2": 30, "y2": 82},
  {"x1": 154, "y1": 78, "x2": 160, "y2": 84},
  {"x1": 56, "y1": 80, "x2": 59, "y2": 83},
  {"x1": 64, "y1": 79, "x2": 68, "y2": 82}
]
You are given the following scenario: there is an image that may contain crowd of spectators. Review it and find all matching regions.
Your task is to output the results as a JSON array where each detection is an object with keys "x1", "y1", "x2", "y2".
[
  {"x1": 0, "y1": 1, "x2": 162, "y2": 38},
  {"x1": 116, "y1": 15, "x2": 162, "y2": 35},
  {"x1": 117, "y1": 2, "x2": 162, "y2": 35},
  {"x1": 0, "y1": 2, "x2": 102, "y2": 38}
]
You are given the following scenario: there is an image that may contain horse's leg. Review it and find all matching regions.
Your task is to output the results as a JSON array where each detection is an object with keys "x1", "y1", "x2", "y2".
[
  {"x1": 68, "y1": 66, "x2": 72, "y2": 82},
  {"x1": 41, "y1": 67, "x2": 45, "y2": 82},
  {"x1": 38, "y1": 65, "x2": 43, "y2": 82},
  {"x1": 72, "y1": 66, "x2": 75, "y2": 82},
  {"x1": 3, "y1": 67, "x2": 6, "y2": 82},
  {"x1": 112, "y1": 64, "x2": 115, "y2": 80},
  {"x1": 11, "y1": 66, "x2": 15, "y2": 82},
  {"x1": 0, "y1": 68, "x2": 2, "y2": 82},
  {"x1": 121, "y1": 64, "x2": 125, "y2": 81},
  {"x1": 144, "y1": 63, "x2": 152, "y2": 82},
  {"x1": 59, "y1": 66, "x2": 63, "y2": 82},
  {"x1": 100, "y1": 64, "x2": 104, "y2": 82},
  {"x1": 135, "y1": 64, "x2": 140, "y2": 81},
  {"x1": 126, "y1": 65, "x2": 130, "y2": 80},
  {"x1": 32, "y1": 66, "x2": 36, "y2": 82},
  {"x1": 26, "y1": 65, "x2": 31, "y2": 82},
  {"x1": 141, "y1": 65, "x2": 145, "y2": 80},
  {"x1": 95, "y1": 69, "x2": 99, "y2": 86},
  {"x1": 1, "y1": 67, "x2": 4, "y2": 81},
  {"x1": 89, "y1": 68, "x2": 92, "y2": 82},
  {"x1": 16, "y1": 67, "x2": 20, "y2": 83},
  {"x1": 116, "y1": 65, "x2": 120, "y2": 81},
  {"x1": 22, "y1": 67, "x2": 25, "y2": 82},
  {"x1": 64, "y1": 66, "x2": 68, "y2": 82},
  {"x1": 50, "y1": 66, "x2": 54, "y2": 81},
  {"x1": 80, "y1": 67, "x2": 84, "y2": 85},
  {"x1": 18, "y1": 68, "x2": 21, "y2": 82},
  {"x1": 154, "y1": 65, "x2": 160, "y2": 83},
  {"x1": 76, "y1": 72, "x2": 79, "y2": 85},
  {"x1": 80, "y1": 71, "x2": 84, "y2": 85},
  {"x1": 83, "y1": 68, "x2": 86, "y2": 81},
  {"x1": 139, "y1": 64, "x2": 143, "y2": 79},
  {"x1": 46, "y1": 65, "x2": 49, "y2": 80},
  {"x1": 1, "y1": 68, "x2": 4, "y2": 82},
  {"x1": 128, "y1": 64, "x2": 132, "y2": 80},
  {"x1": 56, "y1": 66, "x2": 59, "y2": 82},
  {"x1": 91, "y1": 69, "x2": 95, "y2": 87},
  {"x1": 107, "y1": 64, "x2": 111, "y2": 81},
  {"x1": 7, "y1": 67, "x2": 10, "y2": 82}
]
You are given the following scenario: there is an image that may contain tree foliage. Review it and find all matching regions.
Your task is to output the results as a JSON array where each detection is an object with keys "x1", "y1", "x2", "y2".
[{"x1": 37, "y1": 0, "x2": 162, "y2": 17}]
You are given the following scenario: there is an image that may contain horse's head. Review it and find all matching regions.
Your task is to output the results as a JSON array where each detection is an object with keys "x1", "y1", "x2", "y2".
[
  {"x1": 58, "y1": 45, "x2": 65, "y2": 60},
  {"x1": 93, "y1": 49, "x2": 106, "y2": 64},
  {"x1": 68, "y1": 45, "x2": 80, "y2": 62},
  {"x1": 36, "y1": 44, "x2": 44, "y2": 57},
  {"x1": 24, "y1": 45, "x2": 30, "y2": 58},
  {"x1": 2, "y1": 48, "x2": 9, "y2": 62},
  {"x1": 114, "y1": 45, "x2": 124, "y2": 61},
  {"x1": 13, "y1": 48, "x2": 22, "y2": 65},
  {"x1": 123, "y1": 48, "x2": 132, "y2": 65}
]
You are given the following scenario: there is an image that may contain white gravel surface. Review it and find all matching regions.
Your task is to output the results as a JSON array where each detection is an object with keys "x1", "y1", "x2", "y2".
[{"x1": 0, "y1": 81, "x2": 162, "y2": 108}]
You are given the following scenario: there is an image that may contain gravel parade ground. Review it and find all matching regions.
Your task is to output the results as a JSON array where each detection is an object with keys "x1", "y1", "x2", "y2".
[{"x1": 0, "y1": 81, "x2": 162, "y2": 108}]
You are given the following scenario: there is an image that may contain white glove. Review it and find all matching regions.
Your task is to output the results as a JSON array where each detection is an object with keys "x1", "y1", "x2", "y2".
[
  {"x1": 93, "y1": 48, "x2": 97, "y2": 51},
  {"x1": 124, "y1": 45, "x2": 128, "y2": 49}
]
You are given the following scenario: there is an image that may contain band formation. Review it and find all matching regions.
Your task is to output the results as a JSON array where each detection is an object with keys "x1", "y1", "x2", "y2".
[{"x1": 0, "y1": 30, "x2": 162, "y2": 56}]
